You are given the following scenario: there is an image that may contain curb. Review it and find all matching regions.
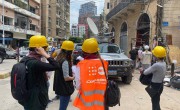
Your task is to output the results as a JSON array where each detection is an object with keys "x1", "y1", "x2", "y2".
[{"x1": 0, "y1": 72, "x2": 10, "y2": 79}]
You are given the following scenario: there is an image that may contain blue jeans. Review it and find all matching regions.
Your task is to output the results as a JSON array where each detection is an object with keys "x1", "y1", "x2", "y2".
[{"x1": 59, "y1": 96, "x2": 70, "y2": 110}]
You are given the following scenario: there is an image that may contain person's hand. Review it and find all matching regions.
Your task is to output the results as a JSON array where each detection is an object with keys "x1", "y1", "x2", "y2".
[
  {"x1": 36, "y1": 47, "x2": 50, "y2": 58},
  {"x1": 72, "y1": 76, "x2": 75, "y2": 80},
  {"x1": 35, "y1": 47, "x2": 46, "y2": 55}
]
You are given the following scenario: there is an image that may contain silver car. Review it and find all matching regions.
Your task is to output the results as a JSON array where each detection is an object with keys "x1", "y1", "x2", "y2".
[
  {"x1": 19, "y1": 48, "x2": 29, "y2": 57},
  {"x1": 5, "y1": 48, "x2": 16, "y2": 59},
  {"x1": 99, "y1": 43, "x2": 134, "y2": 84}
]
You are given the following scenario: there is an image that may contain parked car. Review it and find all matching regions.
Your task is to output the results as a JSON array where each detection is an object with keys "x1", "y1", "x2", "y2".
[
  {"x1": 72, "y1": 43, "x2": 83, "y2": 57},
  {"x1": 19, "y1": 48, "x2": 29, "y2": 57},
  {"x1": 99, "y1": 43, "x2": 134, "y2": 84},
  {"x1": 72, "y1": 42, "x2": 134, "y2": 84},
  {"x1": 5, "y1": 48, "x2": 16, "y2": 59},
  {"x1": 0, "y1": 46, "x2": 7, "y2": 64}
]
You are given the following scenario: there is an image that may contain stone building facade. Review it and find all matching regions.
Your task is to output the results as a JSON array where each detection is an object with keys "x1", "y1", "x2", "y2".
[
  {"x1": 162, "y1": 0, "x2": 180, "y2": 47},
  {"x1": 106, "y1": 0, "x2": 180, "y2": 55},
  {"x1": 106, "y1": 0, "x2": 158, "y2": 54}
]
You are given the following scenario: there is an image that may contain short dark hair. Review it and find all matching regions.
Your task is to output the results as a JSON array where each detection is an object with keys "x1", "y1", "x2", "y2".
[
  {"x1": 158, "y1": 57, "x2": 165, "y2": 60},
  {"x1": 29, "y1": 46, "x2": 48, "y2": 51}
]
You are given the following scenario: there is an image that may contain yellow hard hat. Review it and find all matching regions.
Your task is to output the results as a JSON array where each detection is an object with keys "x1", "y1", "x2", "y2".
[
  {"x1": 29, "y1": 35, "x2": 48, "y2": 47},
  {"x1": 61, "y1": 40, "x2": 74, "y2": 51},
  {"x1": 82, "y1": 38, "x2": 99, "y2": 53},
  {"x1": 152, "y1": 46, "x2": 166, "y2": 58}
]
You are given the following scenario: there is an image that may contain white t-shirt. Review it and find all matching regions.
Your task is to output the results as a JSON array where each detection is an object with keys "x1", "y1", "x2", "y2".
[
  {"x1": 138, "y1": 50, "x2": 143, "y2": 59},
  {"x1": 141, "y1": 51, "x2": 152, "y2": 64},
  {"x1": 72, "y1": 65, "x2": 80, "y2": 89}
]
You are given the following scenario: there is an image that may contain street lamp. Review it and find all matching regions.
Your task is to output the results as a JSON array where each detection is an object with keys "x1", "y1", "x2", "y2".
[{"x1": 2, "y1": 0, "x2": 5, "y2": 47}]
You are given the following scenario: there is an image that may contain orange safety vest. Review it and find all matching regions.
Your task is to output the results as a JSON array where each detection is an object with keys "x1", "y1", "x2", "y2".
[{"x1": 73, "y1": 59, "x2": 108, "y2": 110}]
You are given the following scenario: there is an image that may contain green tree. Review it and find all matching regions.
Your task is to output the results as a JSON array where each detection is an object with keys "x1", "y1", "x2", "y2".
[{"x1": 69, "y1": 37, "x2": 83, "y2": 43}]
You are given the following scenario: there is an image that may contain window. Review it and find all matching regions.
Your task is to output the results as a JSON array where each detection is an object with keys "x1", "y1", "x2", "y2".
[
  {"x1": 3, "y1": 16, "x2": 13, "y2": 25},
  {"x1": 107, "y1": 3, "x2": 110, "y2": 9},
  {"x1": 56, "y1": 20, "x2": 59, "y2": 25},
  {"x1": 48, "y1": 17, "x2": 51, "y2": 22},
  {"x1": 30, "y1": 6, "x2": 36, "y2": 14},
  {"x1": 48, "y1": 29, "x2": 51, "y2": 34},
  {"x1": 56, "y1": 28, "x2": 59, "y2": 35},
  {"x1": 99, "y1": 44, "x2": 120, "y2": 53},
  {"x1": 30, "y1": 24, "x2": 36, "y2": 31}
]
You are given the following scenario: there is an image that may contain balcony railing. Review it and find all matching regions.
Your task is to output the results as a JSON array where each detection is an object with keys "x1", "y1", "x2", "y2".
[
  {"x1": 0, "y1": 0, "x2": 40, "y2": 20},
  {"x1": 106, "y1": 0, "x2": 147, "y2": 21},
  {"x1": 0, "y1": 25, "x2": 40, "y2": 35},
  {"x1": 34, "y1": 0, "x2": 40, "y2": 4}
]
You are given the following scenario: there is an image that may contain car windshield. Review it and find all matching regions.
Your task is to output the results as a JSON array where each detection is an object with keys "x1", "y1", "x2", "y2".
[
  {"x1": 75, "y1": 44, "x2": 82, "y2": 50},
  {"x1": 99, "y1": 44, "x2": 121, "y2": 54}
]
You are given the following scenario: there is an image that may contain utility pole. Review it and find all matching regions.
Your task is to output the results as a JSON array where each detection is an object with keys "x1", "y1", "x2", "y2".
[
  {"x1": 156, "y1": 0, "x2": 164, "y2": 46},
  {"x1": 2, "y1": 0, "x2": 5, "y2": 47}
]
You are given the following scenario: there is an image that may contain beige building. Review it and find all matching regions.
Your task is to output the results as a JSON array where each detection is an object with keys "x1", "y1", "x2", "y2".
[
  {"x1": 0, "y1": 0, "x2": 41, "y2": 47},
  {"x1": 105, "y1": 0, "x2": 180, "y2": 55},
  {"x1": 41, "y1": 0, "x2": 70, "y2": 43},
  {"x1": 104, "y1": 0, "x2": 110, "y2": 15},
  {"x1": 162, "y1": 0, "x2": 180, "y2": 47},
  {"x1": 41, "y1": 0, "x2": 50, "y2": 38}
]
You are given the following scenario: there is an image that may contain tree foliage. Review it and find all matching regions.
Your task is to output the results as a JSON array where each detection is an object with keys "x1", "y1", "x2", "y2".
[{"x1": 69, "y1": 37, "x2": 83, "y2": 43}]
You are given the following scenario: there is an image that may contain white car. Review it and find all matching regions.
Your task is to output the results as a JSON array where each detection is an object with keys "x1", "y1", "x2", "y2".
[{"x1": 19, "y1": 48, "x2": 29, "y2": 57}]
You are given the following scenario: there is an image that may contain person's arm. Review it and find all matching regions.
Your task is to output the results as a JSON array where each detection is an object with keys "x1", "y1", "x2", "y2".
[
  {"x1": 75, "y1": 66, "x2": 80, "y2": 90},
  {"x1": 34, "y1": 57, "x2": 59, "y2": 71},
  {"x1": 143, "y1": 64, "x2": 157, "y2": 75},
  {"x1": 62, "y1": 61, "x2": 74, "y2": 81},
  {"x1": 33, "y1": 47, "x2": 59, "y2": 71}
]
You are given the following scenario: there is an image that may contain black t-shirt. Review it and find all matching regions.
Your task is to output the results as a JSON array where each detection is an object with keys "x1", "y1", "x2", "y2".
[{"x1": 129, "y1": 49, "x2": 138, "y2": 60}]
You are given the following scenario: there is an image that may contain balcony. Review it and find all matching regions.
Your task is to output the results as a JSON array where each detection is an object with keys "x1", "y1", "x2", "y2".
[
  {"x1": 56, "y1": 14, "x2": 60, "y2": 18},
  {"x1": 56, "y1": 25, "x2": 60, "y2": 28},
  {"x1": 106, "y1": 0, "x2": 148, "y2": 21},
  {"x1": 56, "y1": 3, "x2": 60, "y2": 7},
  {"x1": 21, "y1": 0, "x2": 28, "y2": 4},
  {"x1": 0, "y1": 0, "x2": 40, "y2": 20},
  {"x1": 34, "y1": 0, "x2": 40, "y2": 4},
  {"x1": 0, "y1": 25, "x2": 40, "y2": 35}
]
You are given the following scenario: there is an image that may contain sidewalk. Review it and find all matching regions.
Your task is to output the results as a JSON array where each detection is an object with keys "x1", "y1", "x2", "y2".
[
  {"x1": 0, "y1": 59, "x2": 17, "y2": 79},
  {"x1": 0, "y1": 69, "x2": 10, "y2": 79}
]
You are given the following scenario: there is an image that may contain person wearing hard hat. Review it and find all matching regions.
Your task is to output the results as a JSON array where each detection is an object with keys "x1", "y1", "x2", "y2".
[
  {"x1": 53, "y1": 40, "x2": 75, "y2": 110},
  {"x1": 22, "y1": 35, "x2": 59, "y2": 110},
  {"x1": 141, "y1": 45, "x2": 152, "y2": 70},
  {"x1": 143, "y1": 46, "x2": 166, "y2": 110},
  {"x1": 73, "y1": 38, "x2": 108, "y2": 110}
]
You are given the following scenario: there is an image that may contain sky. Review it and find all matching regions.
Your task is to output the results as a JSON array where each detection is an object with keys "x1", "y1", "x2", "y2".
[{"x1": 70, "y1": 0, "x2": 104, "y2": 27}]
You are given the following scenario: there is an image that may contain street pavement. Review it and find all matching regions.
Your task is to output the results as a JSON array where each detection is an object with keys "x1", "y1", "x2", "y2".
[
  {"x1": 0, "y1": 59, "x2": 180, "y2": 110},
  {"x1": 0, "y1": 59, "x2": 18, "y2": 79}
]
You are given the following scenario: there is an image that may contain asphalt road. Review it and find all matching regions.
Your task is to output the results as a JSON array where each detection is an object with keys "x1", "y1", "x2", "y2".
[{"x1": 0, "y1": 59, "x2": 180, "y2": 110}]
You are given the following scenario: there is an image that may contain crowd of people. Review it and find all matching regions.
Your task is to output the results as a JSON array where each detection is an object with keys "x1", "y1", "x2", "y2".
[{"x1": 13, "y1": 35, "x2": 167, "y2": 110}]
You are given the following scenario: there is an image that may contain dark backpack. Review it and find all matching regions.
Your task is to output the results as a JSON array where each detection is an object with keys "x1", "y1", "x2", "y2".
[
  {"x1": 105, "y1": 80, "x2": 121, "y2": 107},
  {"x1": 139, "y1": 72, "x2": 153, "y2": 85},
  {"x1": 10, "y1": 58, "x2": 33, "y2": 103}
]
